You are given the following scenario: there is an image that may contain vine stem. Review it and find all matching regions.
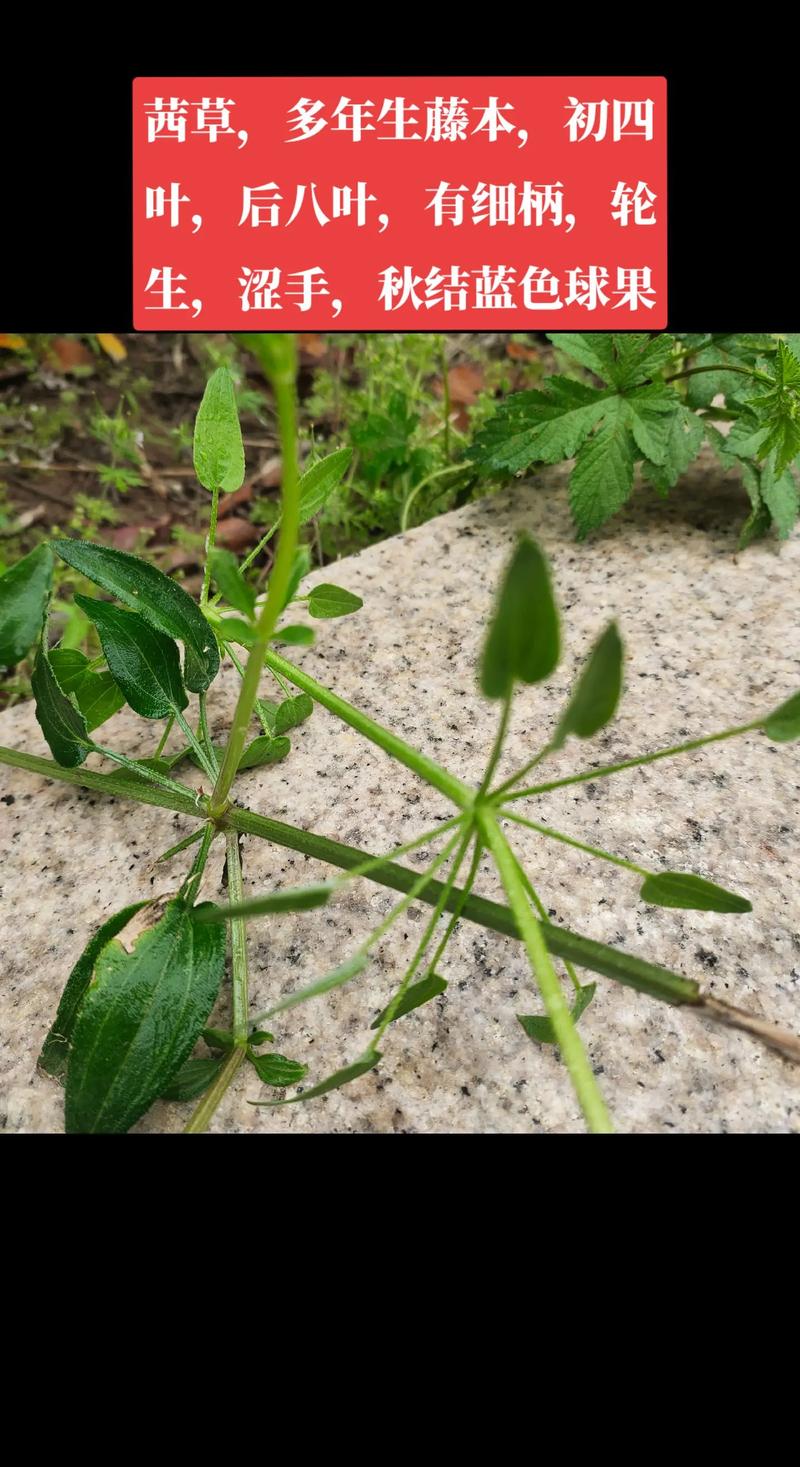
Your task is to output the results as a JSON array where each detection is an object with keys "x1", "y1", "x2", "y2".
[
  {"x1": 200, "y1": 482, "x2": 220, "y2": 609},
  {"x1": 209, "y1": 351, "x2": 300, "y2": 818},
  {"x1": 478, "y1": 807, "x2": 614, "y2": 1134},
  {"x1": 664, "y1": 362, "x2": 772, "y2": 387}
]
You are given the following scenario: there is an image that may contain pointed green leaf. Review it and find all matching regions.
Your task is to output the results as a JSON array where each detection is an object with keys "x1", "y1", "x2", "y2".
[
  {"x1": 480, "y1": 534, "x2": 560, "y2": 699},
  {"x1": 307, "y1": 583, "x2": 363, "y2": 619},
  {"x1": 237, "y1": 734, "x2": 291, "y2": 770},
  {"x1": 759, "y1": 457, "x2": 799, "y2": 540},
  {"x1": 0, "y1": 543, "x2": 54, "y2": 666},
  {"x1": 371, "y1": 972, "x2": 448, "y2": 1029},
  {"x1": 203, "y1": 1026, "x2": 235, "y2": 1051},
  {"x1": 195, "y1": 882, "x2": 334, "y2": 922},
  {"x1": 263, "y1": 953, "x2": 368, "y2": 1017},
  {"x1": 48, "y1": 647, "x2": 90, "y2": 692},
  {"x1": 552, "y1": 623, "x2": 623, "y2": 749},
  {"x1": 209, "y1": 547, "x2": 255, "y2": 618},
  {"x1": 160, "y1": 1054, "x2": 225, "y2": 1102},
  {"x1": 298, "y1": 447, "x2": 353, "y2": 524},
  {"x1": 75, "y1": 594, "x2": 188, "y2": 720},
  {"x1": 254, "y1": 1049, "x2": 381, "y2": 1106},
  {"x1": 273, "y1": 624, "x2": 315, "y2": 646},
  {"x1": 569, "y1": 400, "x2": 636, "y2": 537},
  {"x1": 31, "y1": 639, "x2": 91, "y2": 767},
  {"x1": 65, "y1": 900, "x2": 226, "y2": 1134},
  {"x1": 764, "y1": 691, "x2": 800, "y2": 742},
  {"x1": 193, "y1": 366, "x2": 245, "y2": 494},
  {"x1": 38, "y1": 901, "x2": 150, "y2": 1079},
  {"x1": 281, "y1": 545, "x2": 312, "y2": 613},
  {"x1": 248, "y1": 1052, "x2": 309, "y2": 1087},
  {"x1": 274, "y1": 693, "x2": 313, "y2": 733},
  {"x1": 247, "y1": 1029, "x2": 274, "y2": 1047},
  {"x1": 51, "y1": 539, "x2": 218, "y2": 692},
  {"x1": 639, "y1": 872, "x2": 751, "y2": 913},
  {"x1": 75, "y1": 670, "x2": 126, "y2": 730},
  {"x1": 518, "y1": 982, "x2": 596, "y2": 1044}
]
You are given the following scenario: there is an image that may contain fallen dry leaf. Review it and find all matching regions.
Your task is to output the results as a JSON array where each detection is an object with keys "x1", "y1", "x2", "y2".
[
  {"x1": 216, "y1": 516, "x2": 260, "y2": 550},
  {"x1": 447, "y1": 363, "x2": 484, "y2": 406},
  {"x1": 506, "y1": 340, "x2": 539, "y2": 362},
  {"x1": 0, "y1": 333, "x2": 26, "y2": 350},
  {"x1": 218, "y1": 483, "x2": 254, "y2": 517},
  {"x1": 47, "y1": 338, "x2": 93, "y2": 372},
  {"x1": 96, "y1": 333, "x2": 127, "y2": 362},
  {"x1": 298, "y1": 333, "x2": 328, "y2": 360}
]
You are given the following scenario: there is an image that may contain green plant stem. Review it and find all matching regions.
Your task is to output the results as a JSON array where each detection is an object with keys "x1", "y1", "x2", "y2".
[
  {"x1": 154, "y1": 715, "x2": 175, "y2": 759},
  {"x1": 174, "y1": 708, "x2": 216, "y2": 783},
  {"x1": 198, "y1": 693, "x2": 218, "y2": 772},
  {"x1": 223, "y1": 641, "x2": 273, "y2": 736},
  {"x1": 183, "y1": 822, "x2": 216, "y2": 905},
  {"x1": 509, "y1": 850, "x2": 582, "y2": 996},
  {"x1": 90, "y1": 741, "x2": 199, "y2": 801},
  {"x1": 438, "y1": 335, "x2": 451, "y2": 463},
  {"x1": 501, "y1": 808, "x2": 648, "y2": 877},
  {"x1": 225, "y1": 830, "x2": 250, "y2": 1043},
  {"x1": 156, "y1": 826, "x2": 206, "y2": 864},
  {"x1": 664, "y1": 363, "x2": 773, "y2": 387},
  {"x1": 200, "y1": 483, "x2": 220, "y2": 608},
  {"x1": 492, "y1": 741, "x2": 553, "y2": 799},
  {"x1": 478, "y1": 695, "x2": 512, "y2": 797},
  {"x1": 423, "y1": 835, "x2": 483, "y2": 978},
  {"x1": 400, "y1": 462, "x2": 469, "y2": 533},
  {"x1": 478, "y1": 808, "x2": 614, "y2": 1134},
  {"x1": 237, "y1": 520, "x2": 279, "y2": 579},
  {"x1": 184, "y1": 1045, "x2": 247, "y2": 1134},
  {"x1": 502, "y1": 720, "x2": 765, "y2": 804},
  {"x1": 210, "y1": 363, "x2": 300, "y2": 817},
  {"x1": 262, "y1": 647, "x2": 472, "y2": 809}
]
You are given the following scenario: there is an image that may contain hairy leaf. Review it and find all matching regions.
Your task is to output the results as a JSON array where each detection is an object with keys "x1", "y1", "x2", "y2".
[
  {"x1": 552, "y1": 622, "x2": 623, "y2": 748},
  {"x1": 297, "y1": 447, "x2": 353, "y2": 524},
  {"x1": 31, "y1": 639, "x2": 90, "y2": 767},
  {"x1": 480, "y1": 534, "x2": 560, "y2": 699},
  {"x1": 0, "y1": 543, "x2": 53, "y2": 667},
  {"x1": 160, "y1": 1055, "x2": 226, "y2": 1102},
  {"x1": 75, "y1": 594, "x2": 188, "y2": 720},
  {"x1": 193, "y1": 366, "x2": 245, "y2": 494},
  {"x1": 370, "y1": 972, "x2": 448, "y2": 1029},
  {"x1": 249, "y1": 1052, "x2": 309, "y2": 1087},
  {"x1": 569, "y1": 398, "x2": 636, "y2": 537}
]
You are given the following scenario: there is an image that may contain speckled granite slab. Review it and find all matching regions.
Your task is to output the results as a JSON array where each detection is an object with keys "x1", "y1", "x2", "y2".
[{"x1": 2, "y1": 457, "x2": 799, "y2": 1133}]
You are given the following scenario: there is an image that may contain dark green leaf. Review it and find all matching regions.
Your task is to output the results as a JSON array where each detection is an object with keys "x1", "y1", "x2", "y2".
[
  {"x1": 160, "y1": 1054, "x2": 225, "y2": 1102},
  {"x1": 307, "y1": 583, "x2": 363, "y2": 619},
  {"x1": 297, "y1": 447, "x2": 353, "y2": 524},
  {"x1": 48, "y1": 647, "x2": 90, "y2": 692},
  {"x1": 764, "y1": 691, "x2": 800, "y2": 742},
  {"x1": 255, "y1": 698, "x2": 278, "y2": 734},
  {"x1": 38, "y1": 901, "x2": 150, "y2": 1079},
  {"x1": 203, "y1": 1026, "x2": 235, "y2": 1051},
  {"x1": 640, "y1": 405, "x2": 704, "y2": 494},
  {"x1": 273, "y1": 624, "x2": 314, "y2": 646},
  {"x1": 639, "y1": 872, "x2": 751, "y2": 913},
  {"x1": 552, "y1": 623, "x2": 623, "y2": 749},
  {"x1": 248, "y1": 1052, "x2": 309, "y2": 1087},
  {"x1": 51, "y1": 539, "x2": 219, "y2": 692},
  {"x1": 470, "y1": 378, "x2": 611, "y2": 476},
  {"x1": 209, "y1": 547, "x2": 255, "y2": 618},
  {"x1": 237, "y1": 734, "x2": 291, "y2": 770},
  {"x1": 263, "y1": 953, "x2": 368, "y2": 1017},
  {"x1": 195, "y1": 882, "x2": 334, "y2": 922},
  {"x1": 0, "y1": 543, "x2": 53, "y2": 667},
  {"x1": 569, "y1": 399, "x2": 636, "y2": 537},
  {"x1": 518, "y1": 982, "x2": 597, "y2": 1044},
  {"x1": 193, "y1": 366, "x2": 245, "y2": 494},
  {"x1": 759, "y1": 457, "x2": 799, "y2": 540},
  {"x1": 65, "y1": 900, "x2": 226, "y2": 1134},
  {"x1": 254, "y1": 1049, "x2": 381, "y2": 1107},
  {"x1": 75, "y1": 594, "x2": 188, "y2": 720},
  {"x1": 74, "y1": 670, "x2": 126, "y2": 731},
  {"x1": 281, "y1": 545, "x2": 312, "y2": 613},
  {"x1": 247, "y1": 1029, "x2": 274, "y2": 1046},
  {"x1": 370, "y1": 972, "x2": 447, "y2": 1029},
  {"x1": 480, "y1": 534, "x2": 560, "y2": 699},
  {"x1": 31, "y1": 639, "x2": 90, "y2": 767},
  {"x1": 274, "y1": 693, "x2": 313, "y2": 733}
]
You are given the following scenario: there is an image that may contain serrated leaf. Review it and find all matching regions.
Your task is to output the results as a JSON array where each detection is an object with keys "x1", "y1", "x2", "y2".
[
  {"x1": 38, "y1": 901, "x2": 150, "y2": 1079},
  {"x1": 569, "y1": 399, "x2": 635, "y2": 538},
  {"x1": 248, "y1": 1052, "x2": 309, "y2": 1087},
  {"x1": 273, "y1": 624, "x2": 315, "y2": 645},
  {"x1": 552, "y1": 622, "x2": 623, "y2": 749},
  {"x1": 75, "y1": 594, "x2": 188, "y2": 720},
  {"x1": 639, "y1": 872, "x2": 751, "y2": 913},
  {"x1": 625, "y1": 391, "x2": 680, "y2": 466},
  {"x1": 237, "y1": 734, "x2": 291, "y2": 770},
  {"x1": 253, "y1": 1049, "x2": 381, "y2": 1107},
  {"x1": 0, "y1": 543, "x2": 53, "y2": 667},
  {"x1": 546, "y1": 332, "x2": 619, "y2": 382},
  {"x1": 518, "y1": 982, "x2": 596, "y2": 1044},
  {"x1": 65, "y1": 900, "x2": 226, "y2": 1133},
  {"x1": 193, "y1": 366, "x2": 245, "y2": 494},
  {"x1": 160, "y1": 1054, "x2": 225, "y2": 1102},
  {"x1": 31, "y1": 639, "x2": 91, "y2": 767},
  {"x1": 51, "y1": 539, "x2": 218, "y2": 692},
  {"x1": 685, "y1": 346, "x2": 743, "y2": 408},
  {"x1": 641, "y1": 405, "x2": 704, "y2": 493},
  {"x1": 274, "y1": 693, "x2": 313, "y2": 733},
  {"x1": 195, "y1": 882, "x2": 334, "y2": 922},
  {"x1": 759, "y1": 457, "x2": 799, "y2": 540},
  {"x1": 764, "y1": 691, "x2": 800, "y2": 742},
  {"x1": 469, "y1": 380, "x2": 612, "y2": 476},
  {"x1": 297, "y1": 447, "x2": 353, "y2": 524},
  {"x1": 370, "y1": 972, "x2": 447, "y2": 1029},
  {"x1": 209, "y1": 547, "x2": 255, "y2": 619},
  {"x1": 307, "y1": 583, "x2": 363, "y2": 619},
  {"x1": 262, "y1": 953, "x2": 368, "y2": 1018},
  {"x1": 480, "y1": 534, "x2": 560, "y2": 699}
]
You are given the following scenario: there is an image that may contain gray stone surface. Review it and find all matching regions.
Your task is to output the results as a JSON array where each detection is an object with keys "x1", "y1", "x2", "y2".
[{"x1": 1, "y1": 457, "x2": 799, "y2": 1133}]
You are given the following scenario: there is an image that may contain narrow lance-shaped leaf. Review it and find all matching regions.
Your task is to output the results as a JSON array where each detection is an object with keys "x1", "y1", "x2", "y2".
[
  {"x1": 209, "y1": 547, "x2": 255, "y2": 619},
  {"x1": 160, "y1": 1055, "x2": 226, "y2": 1103},
  {"x1": 51, "y1": 539, "x2": 219, "y2": 692},
  {"x1": 518, "y1": 983, "x2": 596, "y2": 1045},
  {"x1": 31, "y1": 639, "x2": 91, "y2": 768},
  {"x1": 38, "y1": 901, "x2": 150, "y2": 1079},
  {"x1": 65, "y1": 900, "x2": 226, "y2": 1134},
  {"x1": 193, "y1": 366, "x2": 245, "y2": 494},
  {"x1": 764, "y1": 691, "x2": 800, "y2": 742},
  {"x1": 297, "y1": 447, "x2": 353, "y2": 524},
  {"x1": 253, "y1": 1049, "x2": 382, "y2": 1107},
  {"x1": 480, "y1": 533, "x2": 560, "y2": 699},
  {"x1": 639, "y1": 872, "x2": 752, "y2": 914},
  {"x1": 371, "y1": 972, "x2": 448, "y2": 1029},
  {"x1": 0, "y1": 543, "x2": 53, "y2": 667},
  {"x1": 263, "y1": 953, "x2": 368, "y2": 1018},
  {"x1": 307, "y1": 583, "x2": 364, "y2": 619},
  {"x1": 552, "y1": 622, "x2": 623, "y2": 750},
  {"x1": 196, "y1": 882, "x2": 334, "y2": 922},
  {"x1": 75, "y1": 594, "x2": 188, "y2": 720}
]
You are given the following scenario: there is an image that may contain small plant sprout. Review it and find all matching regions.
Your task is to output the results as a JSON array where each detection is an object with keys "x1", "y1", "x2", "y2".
[{"x1": 1, "y1": 334, "x2": 799, "y2": 1134}]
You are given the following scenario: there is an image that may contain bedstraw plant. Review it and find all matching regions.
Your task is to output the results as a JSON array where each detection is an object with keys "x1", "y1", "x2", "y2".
[{"x1": 1, "y1": 335, "x2": 799, "y2": 1135}]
